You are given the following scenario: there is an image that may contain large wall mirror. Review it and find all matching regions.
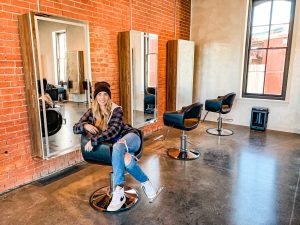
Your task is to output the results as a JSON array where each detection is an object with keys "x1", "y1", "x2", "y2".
[
  {"x1": 19, "y1": 12, "x2": 91, "y2": 159},
  {"x1": 119, "y1": 30, "x2": 158, "y2": 128}
]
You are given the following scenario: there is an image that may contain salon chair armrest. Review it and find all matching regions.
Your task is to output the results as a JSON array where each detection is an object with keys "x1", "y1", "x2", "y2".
[
  {"x1": 205, "y1": 98, "x2": 223, "y2": 112},
  {"x1": 81, "y1": 136, "x2": 113, "y2": 165},
  {"x1": 163, "y1": 111, "x2": 185, "y2": 129}
]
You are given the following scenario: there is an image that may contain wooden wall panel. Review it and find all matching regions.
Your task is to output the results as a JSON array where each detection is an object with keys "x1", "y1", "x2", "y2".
[
  {"x1": 166, "y1": 40, "x2": 178, "y2": 111},
  {"x1": 118, "y1": 31, "x2": 131, "y2": 124},
  {"x1": 78, "y1": 51, "x2": 85, "y2": 94}
]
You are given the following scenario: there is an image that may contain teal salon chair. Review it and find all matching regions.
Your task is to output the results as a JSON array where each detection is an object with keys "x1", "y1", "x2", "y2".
[
  {"x1": 204, "y1": 92, "x2": 236, "y2": 136},
  {"x1": 81, "y1": 130, "x2": 143, "y2": 212},
  {"x1": 163, "y1": 102, "x2": 203, "y2": 160}
]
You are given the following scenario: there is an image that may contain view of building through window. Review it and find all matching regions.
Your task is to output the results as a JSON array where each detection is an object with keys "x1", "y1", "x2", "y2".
[
  {"x1": 147, "y1": 37, "x2": 158, "y2": 88},
  {"x1": 244, "y1": 0, "x2": 294, "y2": 99}
]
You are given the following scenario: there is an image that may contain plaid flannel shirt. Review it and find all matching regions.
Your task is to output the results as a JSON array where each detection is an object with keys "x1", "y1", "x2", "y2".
[{"x1": 73, "y1": 106, "x2": 139, "y2": 146}]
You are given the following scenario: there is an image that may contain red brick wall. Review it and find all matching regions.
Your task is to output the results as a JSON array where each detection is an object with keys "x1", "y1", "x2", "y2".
[{"x1": 0, "y1": 0, "x2": 191, "y2": 193}]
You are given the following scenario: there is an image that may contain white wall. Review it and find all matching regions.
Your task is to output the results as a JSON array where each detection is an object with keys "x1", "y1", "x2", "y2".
[
  {"x1": 131, "y1": 31, "x2": 145, "y2": 112},
  {"x1": 38, "y1": 20, "x2": 86, "y2": 85},
  {"x1": 191, "y1": 0, "x2": 300, "y2": 133},
  {"x1": 176, "y1": 40, "x2": 195, "y2": 110}
]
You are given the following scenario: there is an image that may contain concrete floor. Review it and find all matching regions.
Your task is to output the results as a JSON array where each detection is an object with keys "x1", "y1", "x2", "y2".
[{"x1": 1, "y1": 122, "x2": 300, "y2": 225}]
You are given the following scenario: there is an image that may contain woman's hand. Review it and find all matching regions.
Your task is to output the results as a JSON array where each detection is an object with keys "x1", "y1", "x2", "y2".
[
  {"x1": 84, "y1": 124, "x2": 99, "y2": 135},
  {"x1": 85, "y1": 140, "x2": 93, "y2": 152}
]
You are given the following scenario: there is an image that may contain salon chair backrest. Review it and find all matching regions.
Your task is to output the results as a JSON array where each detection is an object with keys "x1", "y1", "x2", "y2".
[
  {"x1": 220, "y1": 92, "x2": 236, "y2": 108},
  {"x1": 40, "y1": 109, "x2": 63, "y2": 137},
  {"x1": 146, "y1": 87, "x2": 156, "y2": 95},
  {"x1": 205, "y1": 92, "x2": 236, "y2": 114},
  {"x1": 163, "y1": 102, "x2": 203, "y2": 131}
]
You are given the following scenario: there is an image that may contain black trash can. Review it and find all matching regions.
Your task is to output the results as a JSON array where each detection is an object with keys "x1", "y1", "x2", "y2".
[{"x1": 250, "y1": 107, "x2": 269, "y2": 131}]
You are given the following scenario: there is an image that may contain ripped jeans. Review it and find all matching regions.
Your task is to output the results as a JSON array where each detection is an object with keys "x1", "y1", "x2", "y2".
[{"x1": 112, "y1": 133, "x2": 148, "y2": 188}]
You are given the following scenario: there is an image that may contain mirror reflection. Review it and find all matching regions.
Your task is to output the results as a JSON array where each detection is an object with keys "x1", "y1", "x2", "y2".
[
  {"x1": 35, "y1": 16, "x2": 91, "y2": 158},
  {"x1": 131, "y1": 31, "x2": 158, "y2": 127}
]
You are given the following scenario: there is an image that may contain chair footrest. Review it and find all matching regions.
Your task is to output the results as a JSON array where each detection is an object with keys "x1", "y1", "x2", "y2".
[
  {"x1": 221, "y1": 118, "x2": 233, "y2": 122},
  {"x1": 206, "y1": 128, "x2": 233, "y2": 136}
]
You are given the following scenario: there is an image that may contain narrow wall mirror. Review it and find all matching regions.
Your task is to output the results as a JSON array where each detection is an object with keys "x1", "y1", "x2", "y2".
[
  {"x1": 119, "y1": 30, "x2": 158, "y2": 128},
  {"x1": 19, "y1": 12, "x2": 91, "y2": 159}
]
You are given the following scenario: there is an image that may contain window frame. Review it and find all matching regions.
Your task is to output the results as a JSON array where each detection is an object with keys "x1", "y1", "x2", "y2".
[{"x1": 242, "y1": 0, "x2": 296, "y2": 100}]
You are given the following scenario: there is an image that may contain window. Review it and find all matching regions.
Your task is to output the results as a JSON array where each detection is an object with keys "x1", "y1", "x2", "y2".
[
  {"x1": 53, "y1": 30, "x2": 66, "y2": 83},
  {"x1": 145, "y1": 35, "x2": 158, "y2": 88},
  {"x1": 242, "y1": 0, "x2": 295, "y2": 100}
]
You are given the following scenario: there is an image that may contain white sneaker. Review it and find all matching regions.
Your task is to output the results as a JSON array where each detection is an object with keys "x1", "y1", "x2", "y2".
[
  {"x1": 141, "y1": 180, "x2": 157, "y2": 199},
  {"x1": 107, "y1": 187, "x2": 126, "y2": 211}
]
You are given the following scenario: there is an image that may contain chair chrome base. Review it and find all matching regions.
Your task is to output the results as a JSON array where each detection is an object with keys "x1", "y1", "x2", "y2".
[
  {"x1": 89, "y1": 185, "x2": 139, "y2": 212},
  {"x1": 167, "y1": 130, "x2": 200, "y2": 160},
  {"x1": 206, "y1": 128, "x2": 233, "y2": 136},
  {"x1": 206, "y1": 112, "x2": 234, "y2": 136},
  {"x1": 167, "y1": 148, "x2": 200, "y2": 160}
]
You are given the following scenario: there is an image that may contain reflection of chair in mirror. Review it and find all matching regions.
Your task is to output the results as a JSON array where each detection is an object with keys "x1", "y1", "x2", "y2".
[
  {"x1": 40, "y1": 109, "x2": 63, "y2": 137},
  {"x1": 144, "y1": 87, "x2": 156, "y2": 114},
  {"x1": 82, "y1": 80, "x2": 92, "y2": 103},
  {"x1": 46, "y1": 89, "x2": 59, "y2": 102},
  {"x1": 67, "y1": 80, "x2": 73, "y2": 93},
  {"x1": 204, "y1": 92, "x2": 236, "y2": 136},
  {"x1": 37, "y1": 80, "x2": 64, "y2": 137},
  {"x1": 57, "y1": 86, "x2": 66, "y2": 101},
  {"x1": 147, "y1": 87, "x2": 155, "y2": 95},
  {"x1": 144, "y1": 94, "x2": 155, "y2": 114},
  {"x1": 81, "y1": 130, "x2": 144, "y2": 212},
  {"x1": 37, "y1": 79, "x2": 59, "y2": 101},
  {"x1": 163, "y1": 102, "x2": 203, "y2": 160}
]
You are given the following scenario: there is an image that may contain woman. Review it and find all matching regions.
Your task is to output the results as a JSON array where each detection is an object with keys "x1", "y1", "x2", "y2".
[{"x1": 73, "y1": 81, "x2": 158, "y2": 211}]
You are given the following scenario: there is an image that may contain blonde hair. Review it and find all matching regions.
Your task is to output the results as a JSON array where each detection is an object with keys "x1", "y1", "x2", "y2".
[{"x1": 92, "y1": 98, "x2": 112, "y2": 131}]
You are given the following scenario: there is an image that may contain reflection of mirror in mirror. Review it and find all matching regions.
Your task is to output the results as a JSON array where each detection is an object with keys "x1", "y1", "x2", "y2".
[
  {"x1": 131, "y1": 32, "x2": 158, "y2": 127},
  {"x1": 35, "y1": 16, "x2": 90, "y2": 158}
]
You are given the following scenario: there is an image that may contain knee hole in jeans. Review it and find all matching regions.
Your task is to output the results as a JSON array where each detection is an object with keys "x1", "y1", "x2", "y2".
[{"x1": 124, "y1": 153, "x2": 132, "y2": 166}]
